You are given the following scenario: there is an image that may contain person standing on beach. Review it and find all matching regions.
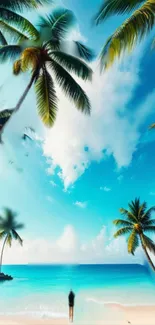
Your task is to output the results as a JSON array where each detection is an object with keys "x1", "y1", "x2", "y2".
[{"x1": 68, "y1": 290, "x2": 75, "y2": 322}]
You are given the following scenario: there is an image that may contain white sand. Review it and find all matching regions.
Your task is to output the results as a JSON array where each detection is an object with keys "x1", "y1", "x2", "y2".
[{"x1": 0, "y1": 304, "x2": 155, "y2": 324}]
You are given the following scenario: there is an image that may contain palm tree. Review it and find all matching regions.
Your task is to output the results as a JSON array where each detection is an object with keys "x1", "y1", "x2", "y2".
[
  {"x1": 113, "y1": 198, "x2": 155, "y2": 271},
  {"x1": 0, "y1": 208, "x2": 24, "y2": 273},
  {"x1": 0, "y1": 0, "x2": 51, "y2": 45},
  {"x1": 0, "y1": 8, "x2": 94, "y2": 142},
  {"x1": 94, "y1": 0, "x2": 155, "y2": 70}
]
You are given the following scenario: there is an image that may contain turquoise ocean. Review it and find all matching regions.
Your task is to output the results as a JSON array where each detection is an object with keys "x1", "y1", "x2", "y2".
[{"x1": 0, "y1": 264, "x2": 155, "y2": 322}]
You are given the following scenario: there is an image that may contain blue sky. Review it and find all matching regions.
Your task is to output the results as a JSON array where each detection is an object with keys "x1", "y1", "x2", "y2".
[{"x1": 0, "y1": 0, "x2": 155, "y2": 264}]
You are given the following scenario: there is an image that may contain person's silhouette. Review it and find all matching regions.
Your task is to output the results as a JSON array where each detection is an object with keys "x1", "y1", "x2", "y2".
[{"x1": 68, "y1": 290, "x2": 75, "y2": 322}]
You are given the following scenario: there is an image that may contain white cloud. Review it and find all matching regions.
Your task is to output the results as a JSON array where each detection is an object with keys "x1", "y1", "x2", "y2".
[
  {"x1": 100, "y1": 186, "x2": 111, "y2": 192},
  {"x1": 42, "y1": 47, "x2": 155, "y2": 189},
  {"x1": 1, "y1": 225, "x2": 145, "y2": 265},
  {"x1": 74, "y1": 201, "x2": 87, "y2": 208}
]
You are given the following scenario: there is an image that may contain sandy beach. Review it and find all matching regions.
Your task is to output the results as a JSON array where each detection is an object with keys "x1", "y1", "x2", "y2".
[{"x1": 0, "y1": 304, "x2": 155, "y2": 325}]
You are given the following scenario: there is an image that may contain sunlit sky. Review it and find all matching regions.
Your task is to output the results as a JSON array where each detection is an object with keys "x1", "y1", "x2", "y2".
[{"x1": 0, "y1": 0, "x2": 155, "y2": 264}]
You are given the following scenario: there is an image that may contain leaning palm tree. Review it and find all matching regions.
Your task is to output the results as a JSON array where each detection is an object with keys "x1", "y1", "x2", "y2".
[
  {"x1": 94, "y1": 0, "x2": 155, "y2": 70},
  {"x1": 0, "y1": 0, "x2": 51, "y2": 45},
  {"x1": 113, "y1": 198, "x2": 155, "y2": 271},
  {"x1": 0, "y1": 8, "x2": 94, "y2": 142},
  {"x1": 0, "y1": 208, "x2": 24, "y2": 273}
]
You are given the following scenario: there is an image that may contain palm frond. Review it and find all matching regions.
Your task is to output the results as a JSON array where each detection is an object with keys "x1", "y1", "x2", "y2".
[
  {"x1": 49, "y1": 51, "x2": 92, "y2": 81},
  {"x1": 35, "y1": 65, "x2": 58, "y2": 127},
  {"x1": 149, "y1": 122, "x2": 155, "y2": 129},
  {"x1": 39, "y1": 8, "x2": 76, "y2": 40},
  {"x1": 141, "y1": 207, "x2": 155, "y2": 223},
  {"x1": 0, "y1": 31, "x2": 7, "y2": 45},
  {"x1": 127, "y1": 229, "x2": 139, "y2": 255},
  {"x1": 11, "y1": 229, "x2": 23, "y2": 245},
  {"x1": 49, "y1": 59, "x2": 91, "y2": 114},
  {"x1": 0, "y1": 8, "x2": 39, "y2": 40},
  {"x1": 114, "y1": 226, "x2": 132, "y2": 238},
  {"x1": 0, "y1": 20, "x2": 27, "y2": 43},
  {"x1": 113, "y1": 219, "x2": 133, "y2": 227},
  {"x1": 100, "y1": 0, "x2": 155, "y2": 69},
  {"x1": 0, "y1": 0, "x2": 37, "y2": 10},
  {"x1": 94, "y1": 0, "x2": 144, "y2": 24},
  {"x1": 6, "y1": 233, "x2": 12, "y2": 247},
  {"x1": 0, "y1": 0, "x2": 51, "y2": 11},
  {"x1": 0, "y1": 231, "x2": 6, "y2": 240},
  {"x1": 44, "y1": 39, "x2": 60, "y2": 51},
  {"x1": 0, "y1": 109, "x2": 14, "y2": 131},
  {"x1": 119, "y1": 207, "x2": 138, "y2": 223},
  {"x1": 0, "y1": 45, "x2": 21, "y2": 63},
  {"x1": 141, "y1": 234, "x2": 155, "y2": 254},
  {"x1": 74, "y1": 41, "x2": 95, "y2": 62},
  {"x1": 143, "y1": 226, "x2": 155, "y2": 233},
  {"x1": 143, "y1": 219, "x2": 155, "y2": 226}
]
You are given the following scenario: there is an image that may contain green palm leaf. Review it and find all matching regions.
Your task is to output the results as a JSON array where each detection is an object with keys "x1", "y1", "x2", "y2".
[
  {"x1": 141, "y1": 207, "x2": 155, "y2": 223},
  {"x1": 141, "y1": 234, "x2": 155, "y2": 254},
  {"x1": 0, "y1": 31, "x2": 7, "y2": 45},
  {"x1": 0, "y1": 0, "x2": 51, "y2": 11},
  {"x1": 100, "y1": 0, "x2": 155, "y2": 69},
  {"x1": 149, "y1": 123, "x2": 155, "y2": 129},
  {"x1": 119, "y1": 208, "x2": 138, "y2": 223},
  {"x1": 143, "y1": 219, "x2": 155, "y2": 226},
  {"x1": 74, "y1": 41, "x2": 95, "y2": 62},
  {"x1": 0, "y1": 8, "x2": 39, "y2": 40},
  {"x1": 114, "y1": 226, "x2": 132, "y2": 238},
  {"x1": 6, "y1": 233, "x2": 12, "y2": 247},
  {"x1": 49, "y1": 59, "x2": 91, "y2": 114},
  {"x1": 113, "y1": 219, "x2": 133, "y2": 227},
  {"x1": 127, "y1": 229, "x2": 139, "y2": 255},
  {"x1": 39, "y1": 8, "x2": 76, "y2": 40},
  {"x1": 143, "y1": 226, "x2": 155, "y2": 233},
  {"x1": 0, "y1": 20, "x2": 27, "y2": 42},
  {"x1": 0, "y1": 231, "x2": 6, "y2": 240},
  {"x1": 35, "y1": 66, "x2": 58, "y2": 127},
  {"x1": 0, "y1": 45, "x2": 21, "y2": 62},
  {"x1": 49, "y1": 51, "x2": 92, "y2": 81},
  {"x1": 11, "y1": 229, "x2": 23, "y2": 245},
  {"x1": 94, "y1": 0, "x2": 144, "y2": 24}
]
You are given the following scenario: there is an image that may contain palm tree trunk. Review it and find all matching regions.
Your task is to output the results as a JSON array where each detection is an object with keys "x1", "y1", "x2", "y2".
[
  {"x1": 0, "y1": 73, "x2": 36, "y2": 143},
  {"x1": 140, "y1": 235, "x2": 155, "y2": 271},
  {"x1": 0, "y1": 235, "x2": 7, "y2": 274}
]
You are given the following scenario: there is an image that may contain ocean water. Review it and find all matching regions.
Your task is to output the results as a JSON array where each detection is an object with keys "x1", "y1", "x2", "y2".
[{"x1": 0, "y1": 264, "x2": 155, "y2": 321}]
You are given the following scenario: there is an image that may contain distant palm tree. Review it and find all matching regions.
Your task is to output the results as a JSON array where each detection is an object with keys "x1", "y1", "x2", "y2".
[
  {"x1": 0, "y1": 0, "x2": 50, "y2": 45},
  {"x1": 0, "y1": 8, "x2": 94, "y2": 141},
  {"x1": 94, "y1": 0, "x2": 155, "y2": 69},
  {"x1": 0, "y1": 208, "x2": 24, "y2": 273},
  {"x1": 113, "y1": 198, "x2": 155, "y2": 271}
]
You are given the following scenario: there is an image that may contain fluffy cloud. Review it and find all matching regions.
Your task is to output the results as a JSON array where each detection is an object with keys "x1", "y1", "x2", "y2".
[
  {"x1": 74, "y1": 201, "x2": 87, "y2": 208},
  {"x1": 43, "y1": 50, "x2": 155, "y2": 189},
  {"x1": 1, "y1": 225, "x2": 145, "y2": 265}
]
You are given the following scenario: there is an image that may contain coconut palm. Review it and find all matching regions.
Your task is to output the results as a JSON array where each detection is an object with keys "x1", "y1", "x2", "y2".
[
  {"x1": 113, "y1": 198, "x2": 155, "y2": 271},
  {"x1": 94, "y1": 0, "x2": 155, "y2": 69},
  {"x1": 0, "y1": 0, "x2": 51, "y2": 45},
  {"x1": 0, "y1": 8, "x2": 94, "y2": 142},
  {"x1": 0, "y1": 208, "x2": 24, "y2": 273}
]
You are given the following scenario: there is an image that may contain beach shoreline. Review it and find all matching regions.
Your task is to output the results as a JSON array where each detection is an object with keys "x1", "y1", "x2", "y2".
[{"x1": 0, "y1": 304, "x2": 155, "y2": 325}]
